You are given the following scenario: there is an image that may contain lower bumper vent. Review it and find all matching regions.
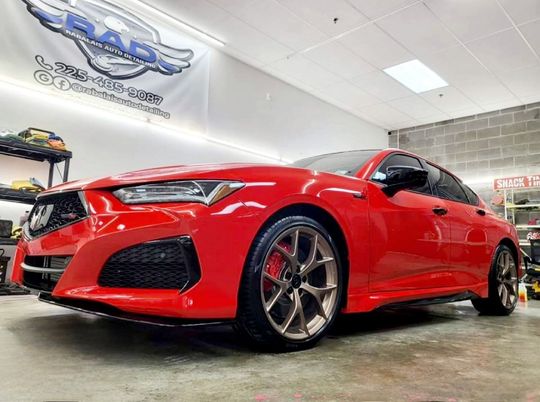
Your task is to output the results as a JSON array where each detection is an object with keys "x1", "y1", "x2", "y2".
[
  {"x1": 22, "y1": 256, "x2": 72, "y2": 292},
  {"x1": 98, "y1": 237, "x2": 201, "y2": 291}
]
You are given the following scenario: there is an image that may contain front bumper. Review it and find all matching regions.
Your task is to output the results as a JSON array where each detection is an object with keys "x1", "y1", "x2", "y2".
[{"x1": 12, "y1": 189, "x2": 263, "y2": 320}]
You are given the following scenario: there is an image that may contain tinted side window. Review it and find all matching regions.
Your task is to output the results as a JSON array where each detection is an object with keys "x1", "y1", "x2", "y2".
[
  {"x1": 426, "y1": 164, "x2": 468, "y2": 203},
  {"x1": 372, "y1": 154, "x2": 430, "y2": 195},
  {"x1": 462, "y1": 184, "x2": 479, "y2": 205}
]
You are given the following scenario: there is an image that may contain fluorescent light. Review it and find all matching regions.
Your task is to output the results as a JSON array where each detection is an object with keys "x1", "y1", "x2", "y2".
[
  {"x1": 384, "y1": 59, "x2": 448, "y2": 93},
  {"x1": 134, "y1": 1, "x2": 225, "y2": 48}
]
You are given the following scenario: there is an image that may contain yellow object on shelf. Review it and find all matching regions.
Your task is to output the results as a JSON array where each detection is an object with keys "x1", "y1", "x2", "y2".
[{"x1": 11, "y1": 178, "x2": 45, "y2": 192}]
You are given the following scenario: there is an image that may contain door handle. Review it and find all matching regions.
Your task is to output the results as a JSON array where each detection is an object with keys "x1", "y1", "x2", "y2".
[
  {"x1": 432, "y1": 207, "x2": 448, "y2": 216},
  {"x1": 476, "y1": 209, "x2": 486, "y2": 216}
]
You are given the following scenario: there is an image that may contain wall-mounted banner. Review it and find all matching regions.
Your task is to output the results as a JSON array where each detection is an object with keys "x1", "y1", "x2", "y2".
[
  {"x1": 0, "y1": 0, "x2": 210, "y2": 134},
  {"x1": 494, "y1": 174, "x2": 540, "y2": 190}
]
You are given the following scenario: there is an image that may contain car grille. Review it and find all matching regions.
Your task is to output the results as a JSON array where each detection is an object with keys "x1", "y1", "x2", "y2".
[
  {"x1": 98, "y1": 237, "x2": 201, "y2": 291},
  {"x1": 27, "y1": 192, "x2": 87, "y2": 238},
  {"x1": 22, "y1": 255, "x2": 72, "y2": 292}
]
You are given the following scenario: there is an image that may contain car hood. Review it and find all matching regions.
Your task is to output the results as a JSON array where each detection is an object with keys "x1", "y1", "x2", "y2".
[{"x1": 43, "y1": 163, "x2": 284, "y2": 193}]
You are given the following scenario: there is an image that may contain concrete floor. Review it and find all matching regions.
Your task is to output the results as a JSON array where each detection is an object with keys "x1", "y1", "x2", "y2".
[{"x1": 1, "y1": 296, "x2": 539, "y2": 401}]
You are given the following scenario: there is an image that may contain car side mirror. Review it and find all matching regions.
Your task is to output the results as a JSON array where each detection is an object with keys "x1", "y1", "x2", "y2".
[{"x1": 382, "y1": 165, "x2": 428, "y2": 197}]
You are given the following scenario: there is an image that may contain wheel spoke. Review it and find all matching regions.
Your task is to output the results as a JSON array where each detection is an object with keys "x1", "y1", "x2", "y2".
[
  {"x1": 301, "y1": 256, "x2": 334, "y2": 276},
  {"x1": 280, "y1": 293, "x2": 299, "y2": 334},
  {"x1": 301, "y1": 283, "x2": 337, "y2": 321},
  {"x1": 303, "y1": 234, "x2": 318, "y2": 269},
  {"x1": 501, "y1": 284, "x2": 509, "y2": 306},
  {"x1": 263, "y1": 271, "x2": 288, "y2": 288},
  {"x1": 296, "y1": 291, "x2": 309, "y2": 336},
  {"x1": 265, "y1": 287, "x2": 285, "y2": 312},
  {"x1": 274, "y1": 244, "x2": 296, "y2": 268}
]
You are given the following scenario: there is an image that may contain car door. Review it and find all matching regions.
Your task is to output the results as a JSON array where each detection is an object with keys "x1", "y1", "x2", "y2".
[
  {"x1": 368, "y1": 153, "x2": 452, "y2": 292},
  {"x1": 426, "y1": 164, "x2": 491, "y2": 286}
]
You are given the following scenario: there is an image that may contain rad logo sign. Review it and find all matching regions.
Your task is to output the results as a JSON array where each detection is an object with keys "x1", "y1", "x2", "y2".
[{"x1": 22, "y1": 0, "x2": 195, "y2": 79}]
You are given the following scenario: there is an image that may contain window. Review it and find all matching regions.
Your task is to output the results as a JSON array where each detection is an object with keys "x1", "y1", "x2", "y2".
[
  {"x1": 292, "y1": 150, "x2": 379, "y2": 176},
  {"x1": 372, "y1": 154, "x2": 431, "y2": 195},
  {"x1": 461, "y1": 184, "x2": 479, "y2": 206},
  {"x1": 426, "y1": 164, "x2": 468, "y2": 203}
]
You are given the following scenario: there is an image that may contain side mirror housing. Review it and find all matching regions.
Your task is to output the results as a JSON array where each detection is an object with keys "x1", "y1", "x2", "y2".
[{"x1": 382, "y1": 165, "x2": 428, "y2": 197}]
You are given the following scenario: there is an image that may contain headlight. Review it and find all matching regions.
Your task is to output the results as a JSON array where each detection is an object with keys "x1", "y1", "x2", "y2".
[{"x1": 113, "y1": 180, "x2": 245, "y2": 205}]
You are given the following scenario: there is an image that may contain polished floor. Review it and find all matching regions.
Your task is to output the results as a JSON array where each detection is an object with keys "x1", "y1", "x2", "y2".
[{"x1": 1, "y1": 295, "x2": 539, "y2": 401}]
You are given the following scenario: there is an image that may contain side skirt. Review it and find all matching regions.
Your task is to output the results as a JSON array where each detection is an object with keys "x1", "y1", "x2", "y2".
[{"x1": 383, "y1": 291, "x2": 477, "y2": 308}]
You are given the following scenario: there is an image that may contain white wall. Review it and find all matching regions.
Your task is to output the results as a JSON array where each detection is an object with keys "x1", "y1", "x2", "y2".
[
  {"x1": 208, "y1": 51, "x2": 386, "y2": 161},
  {"x1": 0, "y1": 50, "x2": 386, "y2": 223}
]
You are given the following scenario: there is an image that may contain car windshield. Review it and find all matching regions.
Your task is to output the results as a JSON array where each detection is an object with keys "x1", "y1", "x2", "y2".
[{"x1": 291, "y1": 150, "x2": 380, "y2": 176}]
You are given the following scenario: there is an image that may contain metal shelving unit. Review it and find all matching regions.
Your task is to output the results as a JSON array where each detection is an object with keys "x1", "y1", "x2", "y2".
[
  {"x1": 0, "y1": 137, "x2": 72, "y2": 287},
  {"x1": 503, "y1": 188, "x2": 540, "y2": 254},
  {"x1": 0, "y1": 138, "x2": 72, "y2": 205}
]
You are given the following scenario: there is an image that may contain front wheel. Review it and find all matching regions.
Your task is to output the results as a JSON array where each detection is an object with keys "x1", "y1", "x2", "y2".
[
  {"x1": 236, "y1": 216, "x2": 343, "y2": 351},
  {"x1": 472, "y1": 245, "x2": 518, "y2": 315}
]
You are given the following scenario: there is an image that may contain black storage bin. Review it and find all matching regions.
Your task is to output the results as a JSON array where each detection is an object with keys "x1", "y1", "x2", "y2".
[{"x1": 0, "y1": 255, "x2": 9, "y2": 284}]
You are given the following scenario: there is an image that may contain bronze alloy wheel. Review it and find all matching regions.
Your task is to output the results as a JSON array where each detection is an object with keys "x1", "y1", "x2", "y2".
[
  {"x1": 495, "y1": 249, "x2": 518, "y2": 309},
  {"x1": 259, "y1": 226, "x2": 339, "y2": 341}
]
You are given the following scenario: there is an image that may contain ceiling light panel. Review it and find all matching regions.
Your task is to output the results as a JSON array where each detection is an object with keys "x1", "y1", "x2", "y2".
[{"x1": 383, "y1": 59, "x2": 448, "y2": 93}]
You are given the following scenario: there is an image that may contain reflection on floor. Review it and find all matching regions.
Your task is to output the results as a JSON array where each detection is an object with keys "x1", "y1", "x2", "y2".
[{"x1": 1, "y1": 295, "x2": 539, "y2": 401}]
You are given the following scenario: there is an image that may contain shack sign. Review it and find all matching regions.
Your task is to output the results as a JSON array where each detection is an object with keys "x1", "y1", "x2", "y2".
[{"x1": 494, "y1": 174, "x2": 540, "y2": 190}]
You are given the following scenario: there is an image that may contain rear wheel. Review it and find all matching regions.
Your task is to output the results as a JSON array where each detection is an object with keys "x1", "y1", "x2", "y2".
[
  {"x1": 236, "y1": 216, "x2": 343, "y2": 351},
  {"x1": 472, "y1": 245, "x2": 518, "y2": 315}
]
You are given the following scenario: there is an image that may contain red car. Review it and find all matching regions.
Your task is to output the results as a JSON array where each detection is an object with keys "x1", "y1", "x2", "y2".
[{"x1": 12, "y1": 149, "x2": 520, "y2": 351}]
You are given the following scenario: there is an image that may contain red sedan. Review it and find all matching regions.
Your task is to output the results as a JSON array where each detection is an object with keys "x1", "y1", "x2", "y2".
[{"x1": 11, "y1": 149, "x2": 520, "y2": 351}]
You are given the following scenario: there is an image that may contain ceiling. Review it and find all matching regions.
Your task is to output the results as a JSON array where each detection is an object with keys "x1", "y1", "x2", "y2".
[{"x1": 151, "y1": 0, "x2": 540, "y2": 130}]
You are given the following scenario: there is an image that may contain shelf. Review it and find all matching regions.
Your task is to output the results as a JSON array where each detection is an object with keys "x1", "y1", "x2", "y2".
[
  {"x1": 0, "y1": 138, "x2": 71, "y2": 164},
  {"x1": 0, "y1": 188, "x2": 37, "y2": 205},
  {"x1": 0, "y1": 238, "x2": 18, "y2": 246},
  {"x1": 516, "y1": 225, "x2": 540, "y2": 229},
  {"x1": 506, "y1": 203, "x2": 540, "y2": 209}
]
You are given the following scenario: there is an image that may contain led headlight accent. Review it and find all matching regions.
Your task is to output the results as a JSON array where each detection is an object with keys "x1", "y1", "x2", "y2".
[{"x1": 113, "y1": 180, "x2": 245, "y2": 205}]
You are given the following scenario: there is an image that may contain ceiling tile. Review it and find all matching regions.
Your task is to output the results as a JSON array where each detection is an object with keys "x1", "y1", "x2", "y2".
[
  {"x1": 150, "y1": 0, "x2": 229, "y2": 33},
  {"x1": 351, "y1": 70, "x2": 414, "y2": 101},
  {"x1": 480, "y1": 99, "x2": 524, "y2": 112},
  {"x1": 421, "y1": 45, "x2": 488, "y2": 85},
  {"x1": 346, "y1": 0, "x2": 418, "y2": 20},
  {"x1": 498, "y1": 0, "x2": 540, "y2": 25},
  {"x1": 450, "y1": 105, "x2": 485, "y2": 118},
  {"x1": 415, "y1": 114, "x2": 450, "y2": 125},
  {"x1": 212, "y1": 16, "x2": 292, "y2": 64},
  {"x1": 276, "y1": 0, "x2": 369, "y2": 36},
  {"x1": 424, "y1": 0, "x2": 512, "y2": 43},
  {"x1": 466, "y1": 28, "x2": 538, "y2": 73},
  {"x1": 234, "y1": 0, "x2": 328, "y2": 51},
  {"x1": 339, "y1": 24, "x2": 413, "y2": 69},
  {"x1": 303, "y1": 42, "x2": 376, "y2": 80},
  {"x1": 497, "y1": 64, "x2": 540, "y2": 100},
  {"x1": 321, "y1": 81, "x2": 380, "y2": 109},
  {"x1": 207, "y1": 0, "x2": 257, "y2": 14},
  {"x1": 376, "y1": 3, "x2": 459, "y2": 56},
  {"x1": 358, "y1": 103, "x2": 414, "y2": 128},
  {"x1": 268, "y1": 55, "x2": 342, "y2": 89},
  {"x1": 457, "y1": 75, "x2": 517, "y2": 105},
  {"x1": 388, "y1": 95, "x2": 446, "y2": 119},
  {"x1": 420, "y1": 86, "x2": 478, "y2": 113},
  {"x1": 519, "y1": 19, "x2": 540, "y2": 57}
]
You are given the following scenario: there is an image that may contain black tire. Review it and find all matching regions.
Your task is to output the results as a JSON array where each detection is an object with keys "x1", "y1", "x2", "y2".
[
  {"x1": 472, "y1": 244, "x2": 518, "y2": 315},
  {"x1": 236, "y1": 215, "x2": 344, "y2": 352}
]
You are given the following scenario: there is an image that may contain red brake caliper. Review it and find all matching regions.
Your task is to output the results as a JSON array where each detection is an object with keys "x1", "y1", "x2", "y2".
[{"x1": 264, "y1": 242, "x2": 291, "y2": 292}]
